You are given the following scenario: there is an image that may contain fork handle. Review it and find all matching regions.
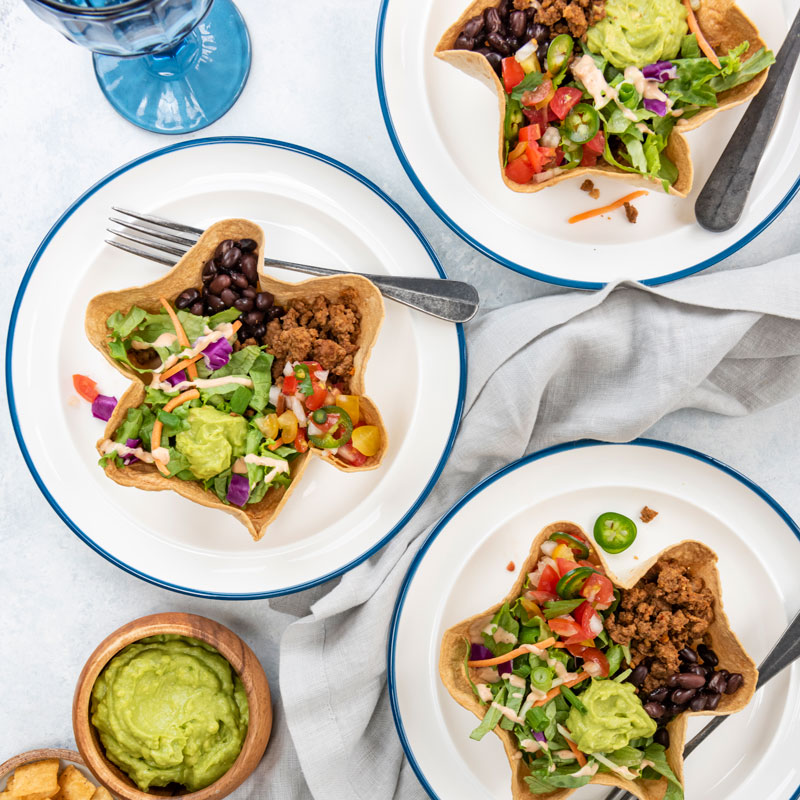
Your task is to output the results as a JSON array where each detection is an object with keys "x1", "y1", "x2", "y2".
[{"x1": 264, "y1": 258, "x2": 480, "y2": 323}]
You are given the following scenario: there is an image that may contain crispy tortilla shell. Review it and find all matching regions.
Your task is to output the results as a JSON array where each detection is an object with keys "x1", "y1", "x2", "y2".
[
  {"x1": 439, "y1": 521, "x2": 758, "y2": 800},
  {"x1": 435, "y1": 0, "x2": 768, "y2": 196}
]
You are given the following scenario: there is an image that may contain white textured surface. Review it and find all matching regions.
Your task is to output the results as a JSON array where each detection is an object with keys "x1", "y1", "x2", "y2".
[{"x1": 1, "y1": 0, "x2": 800, "y2": 790}]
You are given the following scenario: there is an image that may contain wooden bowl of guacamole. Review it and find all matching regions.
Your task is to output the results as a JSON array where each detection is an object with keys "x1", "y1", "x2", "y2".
[{"x1": 72, "y1": 613, "x2": 272, "y2": 800}]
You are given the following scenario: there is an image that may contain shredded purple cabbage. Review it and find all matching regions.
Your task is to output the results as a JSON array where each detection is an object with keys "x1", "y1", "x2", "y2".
[
  {"x1": 203, "y1": 337, "x2": 233, "y2": 370},
  {"x1": 226, "y1": 473, "x2": 250, "y2": 506},
  {"x1": 91, "y1": 394, "x2": 117, "y2": 421},
  {"x1": 642, "y1": 61, "x2": 676, "y2": 82},
  {"x1": 470, "y1": 644, "x2": 494, "y2": 661},
  {"x1": 498, "y1": 660, "x2": 513, "y2": 676},
  {"x1": 123, "y1": 438, "x2": 141, "y2": 466},
  {"x1": 165, "y1": 369, "x2": 187, "y2": 387},
  {"x1": 643, "y1": 97, "x2": 668, "y2": 117},
  {"x1": 533, "y1": 731, "x2": 547, "y2": 743}
]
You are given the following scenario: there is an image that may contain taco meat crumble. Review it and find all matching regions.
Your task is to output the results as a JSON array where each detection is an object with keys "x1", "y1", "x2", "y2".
[
  {"x1": 640, "y1": 505, "x2": 659, "y2": 523},
  {"x1": 607, "y1": 560, "x2": 714, "y2": 693},
  {"x1": 528, "y1": 0, "x2": 607, "y2": 39}
]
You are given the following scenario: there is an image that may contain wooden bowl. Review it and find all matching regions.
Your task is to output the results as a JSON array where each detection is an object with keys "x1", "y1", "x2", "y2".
[
  {"x1": 0, "y1": 750, "x2": 85, "y2": 787},
  {"x1": 72, "y1": 613, "x2": 272, "y2": 800}
]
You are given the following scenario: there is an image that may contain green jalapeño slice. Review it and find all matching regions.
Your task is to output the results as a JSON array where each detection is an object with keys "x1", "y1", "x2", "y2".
[{"x1": 593, "y1": 512, "x2": 637, "y2": 554}]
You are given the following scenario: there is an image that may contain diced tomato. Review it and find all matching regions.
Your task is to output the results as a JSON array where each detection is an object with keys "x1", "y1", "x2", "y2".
[
  {"x1": 505, "y1": 156, "x2": 535, "y2": 184},
  {"x1": 72, "y1": 374, "x2": 99, "y2": 402},
  {"x1": 537, "y1": 564, "x2": 560, "y2": 595},
  {"x1": 580, "y1": 148, "x2": 599, "y2": 167},
  {"x1": 305, "y1": 383, "x2": 328, "y2": 411},
  {"x1": 554, "y1": 147, "x2": 565, "y2": 166},
  {"x1": 337, "y1": 441, "x2": 367, "y2": 467},
  {"x1": 556, "y1": 557, "x2": 578, "y2": 577},
  {"x1": 521, "y1": 79, "x2": 553, "y2": 108},
  {"x1": 518, "y1": 124, "x2": 542, "y2": 143},
  {"x1": 301, "y1": 360, "x2": 322, "y2": 373},
  {"x1": 549, "y1": 87, "x2": 583, "y2": 120},
  {"x1": 547, "y1": 106, "x2": 560, "y2": 122},
  {"x1": 527, "y1": 144, "x2": 556, "y2": 173},
  {"x1": 573, "y1": 601, "x2": 604, "y2": 640},
  {"x1": 523, "y1": 107, "x2": 549, "y2": 130},
  {"x1": 584, "y1": 130, "x2": 605, "y2": 155},
  {"x1": 282, "y1": 375, "x2": 298, "y2": 395},
  {"x1": 549, "y1": 617, "x2": 583, "y2": 639},
  {"x1": 313, "y1": 412, "x2": 340, "y2": 435},
  {"x1": 529, "y1": 590, "x2": 558, "y2": 604},
  {"x1": 502, "y1": 57, "x2": 525, "y2": 93},
  {"x1": 579, "y1": 647, "x2": 610, "y2": 677},
  {"x1": 580, "y1": 573, "x2": 615, "y2": 609},
  {"x1": 566, "y1": 642, "x2": 588, "y2": 658},
  {"x1": 294, "y1": 428, "x2": 309, "y2": 453}
]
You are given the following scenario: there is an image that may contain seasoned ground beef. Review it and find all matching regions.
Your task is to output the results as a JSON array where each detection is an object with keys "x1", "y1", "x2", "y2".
[
  {"x1": 536, "y1": 0, "x2": 606, "y2": 39},
  {"x1": 624, "y1": 201, "x2": 639, "y2": 224},
  {"x1": 261, "y1": 289, "x2": 362, "y2": 389},
  {"x1": 607, "y1": 560, "x2": 714, "y2": 693},
  {"x1": 640, "y1": 506, "x2": 659, "y2": 523}
]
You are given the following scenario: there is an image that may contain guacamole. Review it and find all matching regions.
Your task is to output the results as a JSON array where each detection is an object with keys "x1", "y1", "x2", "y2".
[
  {"x1": 90, "y1": 635, "x2": 249, "y2": 792},
  {"x1": 175, "y1": 405, "x2": 248, "y2": 480},
  {"x1": 586, "y1": 0, "x2": 688, "y2": 69},
  {"x1": 566, "y1": 679, "x2": 656, "y2": 753}
]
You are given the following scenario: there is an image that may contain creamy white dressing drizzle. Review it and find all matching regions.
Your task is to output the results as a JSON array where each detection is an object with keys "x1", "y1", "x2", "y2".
[
  {"x1": 519, "y1": 738, "x2": 546, "y2": 754},
  {"x1": 99, "y1": 439, "x2": 157, "y2": 464},
  {"x1": 243, "y1": 453, "x2": 290, "y2": 472},
  {"x1": 556, "y1": 750, "x2": 576, "y2": 760},
  {"x1": 572, "y1": 54, "x2": 615, "y2": 109},
  {"x1": 490, "y1": 702, "x2": 525, "y2": 724},
  {"x1": 508, "y1": 674, "x2": 527, "y2": 689},
  {"x1": 151, "y1": 321, "x2": 235, "y2": 376},
  {"x1": 158, "y1": 375, "x2": 254, "y2": 392},
  {"x1": 151, "y1": 447, "x2": 170, "y2": 464},
  {"x1": 130, "y1": 332, "x2": 177, "y2": 350},
  {"x1": 475, "y1": 683, "x2": 494, "y2": 703},
  {"x1": 592, "y1": 753, "x2": 638, "y2": 780},
  {"x1": 473, "y1": 667, "x2": 501, "y2": 684},
  {"x1": 573, "y1": 762, "x2": 599, "y2": 778}
]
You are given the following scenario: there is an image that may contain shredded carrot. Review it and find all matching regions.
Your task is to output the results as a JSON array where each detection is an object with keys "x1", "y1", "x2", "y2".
[
  {"x1": 566, "y1": 735, "x2": 587, "y2": 767},
  {"x1": 160, "y1": 353, "x2": 204, "y2": 381},
  {"x1": 682, "y1": 0, "x2": 721, "y2": 69},
  {"x1": 150, "y1": 389, "x2": 200, "y2": 476},
  {"x1": 159, "y1": 297, "x2": 197, "y2": 380},
  {"x1": 568, "y1": 191, "x2": 649, "y2": 224},
  {"x1": 467, "y1": 638, "x2": 556, "y2": 667},
  {"x1": 532, "y1": 670, "x2": 591, "y2": 707},
  {"x1": 267, "y1": 438, "x2": 284, "y2": 451}
]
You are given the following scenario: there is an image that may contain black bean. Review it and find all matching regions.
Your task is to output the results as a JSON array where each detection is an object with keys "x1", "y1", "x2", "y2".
[
  {"x1": 237, "y1": 326, "x2": 250, "y2": 342},
  {"x1": 485, "y1": 51, "x2": 503, "y2": 76},
  {"x1": 241, "y1": 286, "x2": 257, "y2": 299},
  {"x1": 690, "y1": 694, "x2": 708, "y2": 712},
  {"x1": 537, "y1": 41, "x2": 549, "y2": 63},
  {"x1": 698, "y1": 644, "x2": 718, "y2": 667},
  {"x1": 220, "y1": 246, "x2": 242, "y2": 271},
  {"x1": 463, "y1": 15, "x2": 484, "y2": 39},
  {"x1": 724, "y1": 673, "x2": 744, "y2": 694},
  {"x1": 509, "y1": 10, "x2": 526, "y2": 39},
  {"x1": 670, "y1": 703, "x2": 689, "y2": 716},
  {"x1": 202, "y1": 260, "x2": 217, "y2": 283},
  {"x1": 230, "y1": 272, "x2": 250, "y2": 289},
  {"x1": 684, "y1": 665, "x2": 707, "y2": 679},
  {"x1": 679, "y1": 647, "x2": 698, "y2": 664},
  {"x1": 189, "y1": 300, "x2": 205, "y2": 316},
  {"x1": 220, "y1": 287, "x2": 238, "y2": 307},
  {"x1": 233, "y1": 296, "x2": 254, "y2": 313},
  {"x1": 243, "y1": 310, "x2": 265, "y2": 327},
  {"x1": 529, "y1": 22, "x2": 548, "y2": 42},
  {"x1": 486, "y1": 31, "x2": 510, "y2": 55},
  {"x1": 497, "y1": 0, "x2": 509, "y2": 19},
  {"x1": 648, "y1": 687, "x2": 669, "y2": 704},
  {"x1": 654, "y1": 728, "x2": 670, "y2": 748},
  {"x1": 707, "y1": 672, "x2": 727, "y2": 694},
  {"x1": 676, "y1": 673, "x2": 706, "y2": 690},
  {"x1": 671, "y1": 688, "x2": 696, "y2": 705},
  {"x1": 629, "y1": 664, "x2": 649, "y2": 688},
  {"x1": 255, "y1": 291, "x2": 274, "y2": 311},
  {"x1": 175, "y1": 288, "x2": 200, "y2": 309},
  {"x1": 644, "y1": 702, "x2": 664, "y2": 719},
  {"x1": 238, "y1": 238, "x2": 257, "y2": 252},
  {"x1": 209, "y1": 274, "x2": 232, "y2": 295},
  {"x1": 266, "y1": 305, "x2": 285, "y2": 321},
  {"x1": 240, "y1": 253, "x2": 259, "y2": 285},
  {"x1": 205, "y1": 294, "x2": 225, "y2": 312},
  {"x1": 251, "y1": 322, "x2": 266, "y2": 341},
  {"x1": 705, "y1": 692, "x2": 721, "y2": 710},
  {"x1": 454, "y1": 32, "x2": 475, "y2": 50},
  {"x1": 484, "y1": 7, "x2": 502, "y2": 34},
  {"x1": 506, "y1": 36, "x2": 521, "y2": 53},
  {"x1": 215, "y1": 239, "x2": 235, "y2": 259},
  {"x1": 666, "y1": 674, "x2": 681, "y2": 688}
]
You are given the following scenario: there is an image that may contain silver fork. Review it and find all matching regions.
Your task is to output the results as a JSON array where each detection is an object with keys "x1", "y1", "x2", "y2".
[{"x1": 105, "y1": 208, "x2": 480, "y2": 323}]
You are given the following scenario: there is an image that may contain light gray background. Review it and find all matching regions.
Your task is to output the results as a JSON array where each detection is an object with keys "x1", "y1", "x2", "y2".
[{"x1": 1, "y1": 0, "x2": 799, "y2": 788}]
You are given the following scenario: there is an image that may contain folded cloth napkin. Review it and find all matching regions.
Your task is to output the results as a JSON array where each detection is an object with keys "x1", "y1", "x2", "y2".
[{"x1": 249, "y1": 257, "x2": 800, "y2": 799}]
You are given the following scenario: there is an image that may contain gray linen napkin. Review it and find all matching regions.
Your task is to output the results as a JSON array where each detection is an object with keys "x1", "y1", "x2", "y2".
[{"x1": 247, "y1": 257, "x2": 800, "y2": 799}]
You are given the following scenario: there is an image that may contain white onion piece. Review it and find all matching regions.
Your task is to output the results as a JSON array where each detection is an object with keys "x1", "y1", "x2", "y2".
[
  {"x1": 535, "y1": 167, "x2": 564, "y2": 183},
  {"x1": 289, "y1": 395, "x2": 307, "y2": 425},
  {"x1": 283, "y1": 361, "x2": 294, "y2": 377},
  {"x1": 540, "y1": 540, "x2": 558, "y2": 556},
  {"x1": 541, "y1": 126, "x2": 560, "y2": 148},
  {"x1": 308, "y1": 421, "x2": 322, "y2": 436},
  {"x1": 269, "y1": 385, "x2": 281, "y2": 406},
  {"x1": 315, "y1": 369, "x2": 329, "y2": 382},
  {"x1": 514, "y1": 38, "x2": 537, "y2": 63}
]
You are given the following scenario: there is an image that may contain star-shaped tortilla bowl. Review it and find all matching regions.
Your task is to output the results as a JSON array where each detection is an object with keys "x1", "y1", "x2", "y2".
[
  {"x1": 435, "y1": 0, "x2": 768, "y2": 196},
  {"x1": 439, "y1": 520, "x2": 758, "y2": 799}
]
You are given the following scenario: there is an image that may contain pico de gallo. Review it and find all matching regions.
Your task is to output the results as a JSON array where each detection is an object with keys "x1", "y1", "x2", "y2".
[
  {"x1": 499, "y1": 25, "x2": 773, "y2": 189},
  {"x1": 464, "y1": 528, "x2": 685, "y2": 797}
]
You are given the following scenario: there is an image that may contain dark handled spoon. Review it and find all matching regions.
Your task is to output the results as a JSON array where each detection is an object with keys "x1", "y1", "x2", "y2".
[
  {"x1": 695, "y1": 8, "x2": 800, "y2": 232},
  {"x1": 603, "y1": 608, "x2": 800, "y2": 800}
]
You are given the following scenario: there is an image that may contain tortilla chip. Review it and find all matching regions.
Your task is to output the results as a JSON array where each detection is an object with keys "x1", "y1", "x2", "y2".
[
  {"x1": 89, "y1": 789, "x2": 112, "y2": 800},
  {"x1": 87, "y1": 218, "x2": 388, "y2": 538},
  {"x1": 5, "y1": 760, "x2": 59, "y2": 800},
  {"x1": 52, "y1": 767, "x2": 94, "y2": 800},
  {"x1": 439, "y1": 521, "x2": 758, "y2": 800},
  {"x1": 435, "y1": 0, "x2": 769, "y2": 196}
]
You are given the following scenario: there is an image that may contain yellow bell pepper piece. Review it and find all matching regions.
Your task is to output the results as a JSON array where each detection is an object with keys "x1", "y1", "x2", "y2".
[
  {"x1": 552, "y1": 543, "x2": 575, "y2": 561},
  {"x1": 336, "y1": 395, "x2": 360, "y2": 425},
  {"x1": 351, "y1": 425, "x2": 380, "y2": 457}
]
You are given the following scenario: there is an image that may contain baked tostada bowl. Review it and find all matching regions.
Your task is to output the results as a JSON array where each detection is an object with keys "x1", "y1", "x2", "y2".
[
  {"x1": 84, "y1": 218, "x2": 387, "y2": 541},
  {"x1": 435, "y1": 0, "x2": 773, "y2": 196},
  {"x1": 440, "y1": 520, "x2": 757, "y2": 799}
]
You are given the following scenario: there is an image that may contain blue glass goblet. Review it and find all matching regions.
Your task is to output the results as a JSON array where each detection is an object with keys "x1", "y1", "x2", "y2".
[{"x1": 23, "y1": 0, "x2": 251, "y2": 134}]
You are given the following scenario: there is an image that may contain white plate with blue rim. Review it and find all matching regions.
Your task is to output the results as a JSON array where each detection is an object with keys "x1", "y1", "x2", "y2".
[
  {"x1": 389, "y1": 440, "x2": 800, "y2": 799},
  {"x1": 6, "y1": 137, "x2": 465, "y2": 599},
  {"x1": 376, "y1": 0, "x2": 800, "y2": 288}
]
